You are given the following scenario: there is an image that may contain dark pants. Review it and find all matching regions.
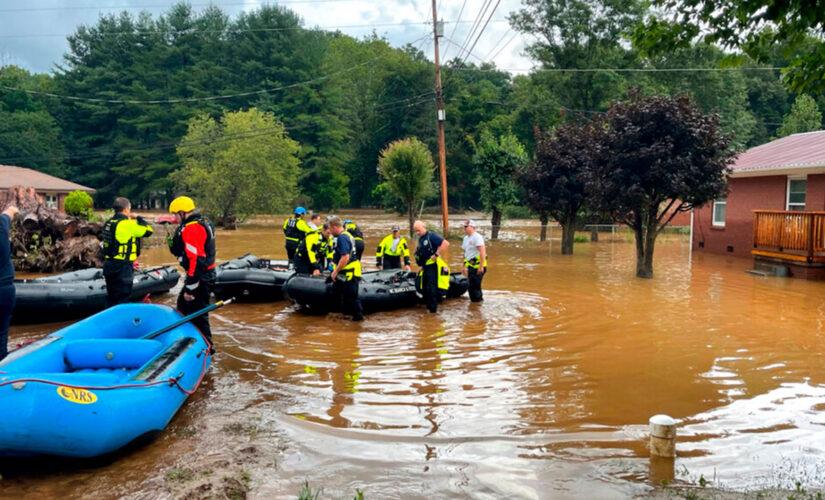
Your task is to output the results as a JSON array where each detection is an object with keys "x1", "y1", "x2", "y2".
[
  {"x1": 333, "y1": 277, "x2": 363, "y2": 321},
  {"x1": 285, "y1": 242, "x2": 298, "y2": 265},
  {"x1": 468, "y1": 267, "x2": 485, "y2": 302},
  {"x1": 103, "y1": 259, "x2": 134, "y2": 308},
  {"x1": 177, "y1": 270, "x2": 215, "y2": 342},
  {"x1": 0, "y1": 284, "x2": 15, "y2": 361},
  {"x1": 383, "y1": 255, "x2": 402, "y2": 270},
  {"x1": 422, "y1": 264, "x2": 440, "y2": 313}
]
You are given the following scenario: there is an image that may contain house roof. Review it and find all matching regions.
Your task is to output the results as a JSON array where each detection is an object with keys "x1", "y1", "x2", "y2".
[
  {"x1": 0, "y1": 165, "x2": 95, "y2": 193},
  {"x1": 731, "y1": 130, "x2": 825, "y2": 176}
]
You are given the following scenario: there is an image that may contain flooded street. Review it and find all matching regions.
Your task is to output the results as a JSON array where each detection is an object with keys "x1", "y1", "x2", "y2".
[{"x1": 4, "y1": 211, "x2": 825, "y2": 499}]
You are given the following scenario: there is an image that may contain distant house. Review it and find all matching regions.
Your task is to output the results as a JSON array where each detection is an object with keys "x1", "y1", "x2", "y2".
[
  {"x1": 692, "y1": 131, "x2": 825, "y2": 279},
  {"x1": 0, "y1": 165, "x2": 96, "y2": 212}
]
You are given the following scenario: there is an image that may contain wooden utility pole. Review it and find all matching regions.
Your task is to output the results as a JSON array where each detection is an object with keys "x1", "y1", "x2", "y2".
[{"x1": 431, "y1": 0, "x2": 450, "y2": 235}]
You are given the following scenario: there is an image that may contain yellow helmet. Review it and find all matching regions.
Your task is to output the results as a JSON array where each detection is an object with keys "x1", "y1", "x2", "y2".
[{"x1": 169, "y1": 196, "x2": 195, "y2": 213}]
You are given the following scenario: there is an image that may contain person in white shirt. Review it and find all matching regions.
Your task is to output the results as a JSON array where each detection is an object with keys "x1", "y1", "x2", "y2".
[{"x1": 461, "y1": 219, "x2": 486, "y2": 302}]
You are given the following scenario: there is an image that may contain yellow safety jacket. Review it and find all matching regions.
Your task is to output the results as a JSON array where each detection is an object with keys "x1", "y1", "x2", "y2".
[
  {"x1": 418, "y1": 256, "x2": 450, "y2": 291},
  {"x1": 334, "y1": 232, "x2": 362, "y2": 281},
  {"x1": 375, "y1": 234, "x2": 410, "y2": 267},
  {"x1": 296, "y1": 230, "x2": 327, "y2": 270},
  {"x1": 464, "y1": 255, "x2": 488, "y2": 269},
  {"x1": 102, "y1": 215, "x2": 153, "y2": 262},
  {"x1": 283, "y1": 216, "x2": 312, "y2": 243}
]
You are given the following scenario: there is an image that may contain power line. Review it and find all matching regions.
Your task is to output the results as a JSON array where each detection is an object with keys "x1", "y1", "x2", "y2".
[
  {"x1": 488, "y1": 30, "x2": 519, "y2": 62},
  {"x1": 0, "y1": 20, "x2": 509, "y2": 39},
  {"x1": 461, "y1": 0, "x2": 501, "y2": 65},
  {"x1": 0, "y1": 34, "x2": 432, "y2": 105},
  {"x1": 483, "y1": 27, "x2": 511, "y2": 61},
  {"x1": 455, "y1": 0, "x2": 492, "y2": 63},
  {"x1": 451, "y1": 66, "x2": 785, "y2": 73},
  {"x1": 440, "y1": 0, "x2": 468, "y2": 61},
  {"x1": 0, "y1": 92, "x2": 436, "y2": 165}
]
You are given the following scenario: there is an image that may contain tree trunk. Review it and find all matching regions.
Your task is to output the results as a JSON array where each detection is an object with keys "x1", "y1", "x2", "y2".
[
  {"x1": 407, "y1": 201, "x2": 415, "y2": 238},
  {"x1": 539, "y1": 213, "x2": 548, "y2": 242},
  {"x1": 633, "y1": 214, "x2": 658, "y2": 279},
  {"x1": 561, "y1": 218, "x2": 576, "y2": 255},
  {"x1": 491, "y1": 208, "x2": 502, "y2": 240}
]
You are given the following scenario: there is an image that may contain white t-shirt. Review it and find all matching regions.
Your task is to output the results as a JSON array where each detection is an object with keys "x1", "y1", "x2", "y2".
[{"x1": 462, "y1": 232, "x2": 485, "y2": 262}]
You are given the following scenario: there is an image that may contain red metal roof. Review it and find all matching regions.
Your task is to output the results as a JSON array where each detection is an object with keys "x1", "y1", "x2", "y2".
[
  {"x1": 732, "y1": 130, "x2": 825, "y2": 173},
  {"x1": 0, "y1": 165, "x2": 95, "y2": 193}
]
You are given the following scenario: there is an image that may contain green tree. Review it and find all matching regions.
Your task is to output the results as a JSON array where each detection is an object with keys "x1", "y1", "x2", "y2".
[
  {"x1": 523, "y1": 122, "x2": 594, "y2": 253},
  {"x1": 632, "y1": 1, "x2": 825, "y2": 92},
  {"x1": 377, "y1": 138, "x2": 436, "y2": 236},
  {"x1": 173, "y1": 108, "x2": 300, "y2": 226},
  {"x1": 473, "y1": 132, "x2": 527, "y2": 240},
  {"x1": 586, "y1": 91, "x2": 734, "y2": 278},
  {"x1": 776, "y1": 94, "x2": 822, "y2": 138}
]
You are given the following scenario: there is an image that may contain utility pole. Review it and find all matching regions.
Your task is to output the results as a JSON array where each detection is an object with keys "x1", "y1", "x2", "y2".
[{"x1": 431, "y1": 0, "x2": 450, "y2": 235}]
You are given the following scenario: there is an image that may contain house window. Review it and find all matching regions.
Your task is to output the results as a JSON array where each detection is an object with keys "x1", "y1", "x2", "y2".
[
  {"x1": 44, "y1": 193, "x2": 58, "y2": 209},
  {"x1": 712, "y1": 198, "x2": 726, "y2": 227},
  {"x1": 787, "y1": 178, "x2": 807, "y2": 211}
]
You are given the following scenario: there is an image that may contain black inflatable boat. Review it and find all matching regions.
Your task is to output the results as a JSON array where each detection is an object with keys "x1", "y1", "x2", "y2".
[
  {"x1": 213, "y1": 254, "x2": 293, "y2": 302},
  {"x1": 283, "y1": 269, "x2": 469, "y2": 314},
  {"x1": 12, "y1": 266, "x2": 180, "y2": 324}
]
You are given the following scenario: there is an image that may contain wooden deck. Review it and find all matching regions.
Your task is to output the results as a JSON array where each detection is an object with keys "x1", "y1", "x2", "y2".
[{"x1": 752, "y1": 210, "x2": 825, "y2": 263}]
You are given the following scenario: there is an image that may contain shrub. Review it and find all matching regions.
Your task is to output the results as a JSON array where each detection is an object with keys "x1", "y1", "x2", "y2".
[{"x1": 63, "y1": 191, "x2": 94, "y2": 219}]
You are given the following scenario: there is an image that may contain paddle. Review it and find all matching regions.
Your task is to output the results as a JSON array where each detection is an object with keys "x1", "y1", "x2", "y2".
[{"x1": 141, "y1": 298, "x2": 235, "y2": 340}]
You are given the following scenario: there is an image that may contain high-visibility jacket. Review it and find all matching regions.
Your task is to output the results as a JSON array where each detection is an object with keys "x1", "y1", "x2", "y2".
[
  {"x1": 376, "y1": 234, "x2": 410, "y2": 267},
  {"x1": 283, "y1": 216, "x2": 312, "y2": 244},
  {"x1": 464, "y1": 255, "x2": 488, "y2": 269},
  {"x1": 344, "y1": 222, "x2": 363, "y2": 241},
  {"x1": 333, "y1": 231, "x2": 362, "y2": 281},
  {"x1": 295, "y1": 229, "x2": 327, "y2": 271},
  {"x1": 418, "y1": 257, "x2": 450, "y2": 291},
  {"x1": 102, "y1": 214, "x2": 153, "y2": 262},
  {"x1": 170, "y1": 212, "x2": 216, "y2": 290}
]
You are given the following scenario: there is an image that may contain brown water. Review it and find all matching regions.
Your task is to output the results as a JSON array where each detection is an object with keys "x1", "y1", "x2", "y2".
[{"x1": 4, "y1": 211, "x2": 825, "y2": 499}]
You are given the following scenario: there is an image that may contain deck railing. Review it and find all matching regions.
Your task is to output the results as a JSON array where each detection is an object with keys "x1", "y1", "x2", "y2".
[{"x1": 753, "y1": 210, "x2": 825, "y2": 262}]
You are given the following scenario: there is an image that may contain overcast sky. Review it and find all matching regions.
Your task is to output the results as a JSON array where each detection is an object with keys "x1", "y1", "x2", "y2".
[{"x1": 0, "y1": 0, "x2": 536, "y2": 75}]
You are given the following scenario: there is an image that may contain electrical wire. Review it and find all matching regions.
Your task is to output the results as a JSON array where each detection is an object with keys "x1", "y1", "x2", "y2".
[
  {"x1": 460, "y1": 0, "x2": 501, "y2": 66},
  {"x1": 441, "y1": 0, "x2": 468, "y2": 61},
  {"x1": 488, "y1": 30, "x2": 519, "y2": 62},
  {"x1": 0, "y1": 0, "x2": 364, "y2": 13},
  {"x1": 455, "y1": 0, "x2": 492, "y2": 63}
]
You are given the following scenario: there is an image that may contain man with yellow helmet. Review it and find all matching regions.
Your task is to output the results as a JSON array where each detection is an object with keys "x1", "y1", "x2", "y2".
[
  {"x1": 168, "y1": 196, "x2": 217, "y2": 343},
  {"x1": 101, "y1": 197, "x2": 154, "y2": 307}
]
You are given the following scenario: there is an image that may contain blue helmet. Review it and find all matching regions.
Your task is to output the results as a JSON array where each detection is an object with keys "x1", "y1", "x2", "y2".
[
  {"x1": 294, "y1": 206, "x2": 307, "y2": 215},
  {"x1": 343, "y1": 219, "x2": 353, "y2": 225}
]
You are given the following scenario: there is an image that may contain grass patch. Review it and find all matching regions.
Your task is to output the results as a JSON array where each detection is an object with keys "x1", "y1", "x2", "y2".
[{"x1": 166, "y1": 468, "x2": 196, "y2": 482}]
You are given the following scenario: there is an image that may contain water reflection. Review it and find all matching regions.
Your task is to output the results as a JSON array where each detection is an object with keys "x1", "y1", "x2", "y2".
[{"x1": 5, "y1": 213, "x2": 825, "y2": 498}]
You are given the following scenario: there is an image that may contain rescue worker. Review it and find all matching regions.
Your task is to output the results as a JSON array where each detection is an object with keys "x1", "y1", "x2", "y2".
[
  {"x1": 283, "y1": 207, "x2": 312, "y2": 266},
  {"x1": 0, "y1": 205, "x2": 19, "y2": 361},
  {"x1": 294, "y1": 223, "x2": 331, "y2": 276},
  {"x1": 413, "y1": 220, "x2": 449, "y2": 313},
  {"x1": 168, "y1": 196, "x2": 217, "y2": 344},
  {"x1": 343, "y1": 219, "x2": 365, "y2": 261},
  {"x1": 329, "y1": 217, "x2": 363, "y2": 321},
  {"x1": 308, "y1": 212, "x2": 322, "y2": 230},
  {"x1": 461, "y1": 219, "x2": 487, "y2": 302},
  {"x1": 376, "y1": 224, "x2": 410, "y2": 271},
  {"x1": 101, "y1": 197, "x2": 154, "y2": 307}
]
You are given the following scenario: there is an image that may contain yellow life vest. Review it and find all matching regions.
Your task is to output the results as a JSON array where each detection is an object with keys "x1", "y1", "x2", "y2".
[{"x1": 418, "y1": 257, "x2": 450, "y2": 291}]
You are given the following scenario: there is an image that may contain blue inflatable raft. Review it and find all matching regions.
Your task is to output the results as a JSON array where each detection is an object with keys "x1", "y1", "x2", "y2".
[{"x1": 0, "y1": 303, "x2": 212, "y2": 458}]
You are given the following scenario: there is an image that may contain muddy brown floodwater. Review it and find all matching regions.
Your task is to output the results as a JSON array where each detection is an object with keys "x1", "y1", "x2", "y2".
[{"x1": 4, "y1": 210, "x2": 825, "y2": 499}]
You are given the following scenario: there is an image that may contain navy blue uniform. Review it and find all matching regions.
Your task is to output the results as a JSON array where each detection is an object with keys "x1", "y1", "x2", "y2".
[
  {"x1": 414, "y1": 231, "x2": 444, "y2": 313},
  {"x1": 0, "y1": 214, "x2": 15, "y2": 360},
  {"x1": 332, "y1": 231, "x2": 363, "y2": 321}
]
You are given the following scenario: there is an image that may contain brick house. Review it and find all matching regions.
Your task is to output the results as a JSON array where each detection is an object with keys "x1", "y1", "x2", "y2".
[
  {"x1": 692, "y1": 131, "x2": 825, "y2": 279},
  {"x1": 0, "y1": 165, "x2": 96, "y2": 212}
]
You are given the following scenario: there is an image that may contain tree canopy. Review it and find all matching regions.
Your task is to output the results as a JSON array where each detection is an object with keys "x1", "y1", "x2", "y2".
[{"x1": 377, "y1": 138, "x2": 436, "y2": 236}]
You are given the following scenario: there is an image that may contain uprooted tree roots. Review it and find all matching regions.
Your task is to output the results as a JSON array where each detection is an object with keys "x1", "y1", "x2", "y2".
[{"x1": 0, "y1": 186, "x2": 103, "y2": 272}]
